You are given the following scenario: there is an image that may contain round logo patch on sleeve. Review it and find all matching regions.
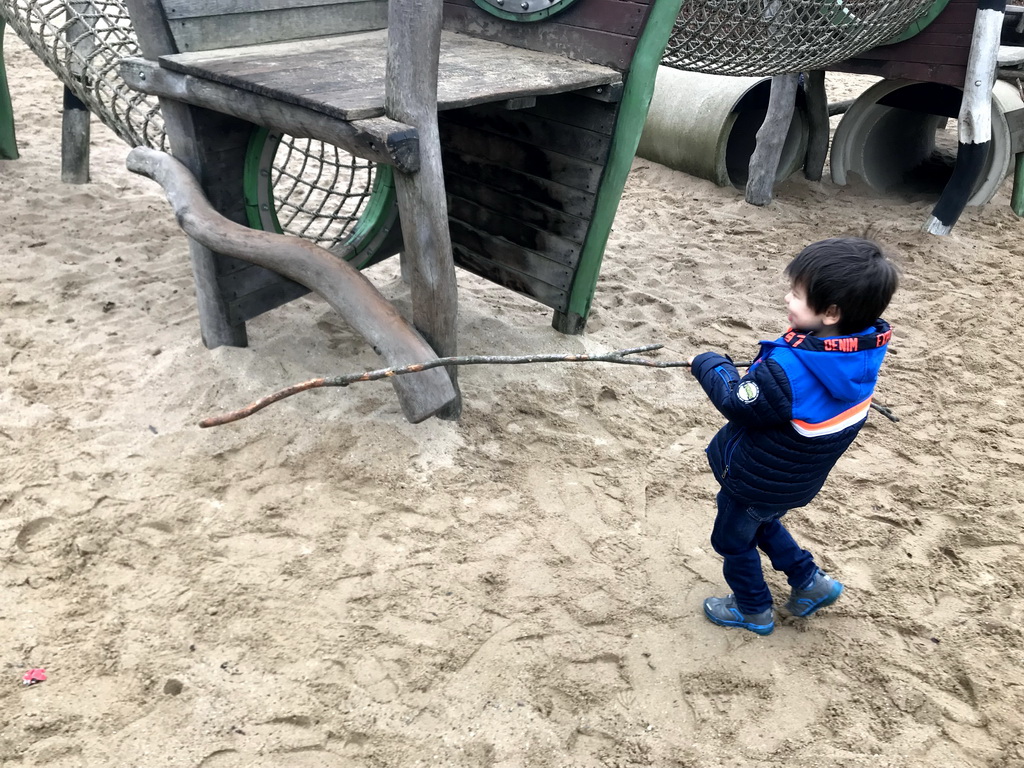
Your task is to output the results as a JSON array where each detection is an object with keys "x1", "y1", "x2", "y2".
[{"x1": 737, "y1": 381, "x2": 760, "y2": 403}]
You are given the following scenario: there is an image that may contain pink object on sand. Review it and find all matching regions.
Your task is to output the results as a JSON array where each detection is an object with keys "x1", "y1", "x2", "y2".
[{"x1": 22, "y1": 668, "x2": 47, "y2": 685}]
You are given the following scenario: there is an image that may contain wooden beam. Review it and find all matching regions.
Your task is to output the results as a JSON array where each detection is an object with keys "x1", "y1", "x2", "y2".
[
  {"x1": 127, "y1": 147, "x2": 458, "y2": 423},
  {"x1": 386, "y1": 0, "x2": 461, "y2": 419},
  {"x1": 119, "y1": 57, "x2": 420, "y2": 172}
]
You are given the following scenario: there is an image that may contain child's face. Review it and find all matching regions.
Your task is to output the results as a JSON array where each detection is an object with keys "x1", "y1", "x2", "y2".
[{"x1": 785, "y1": 283, "x2": 840, "y2": 334}]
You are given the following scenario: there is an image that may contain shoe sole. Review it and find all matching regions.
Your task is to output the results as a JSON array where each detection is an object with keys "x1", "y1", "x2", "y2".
[
  {"x1": 703, "y1": 604, "x2": 775, "y2": 635},
  {"x1": 786, "y1": 582, "x2": 843, "y2": 618}
]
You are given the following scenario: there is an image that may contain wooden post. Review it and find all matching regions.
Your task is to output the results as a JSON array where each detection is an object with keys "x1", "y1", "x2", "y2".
[
  {"x1": 803, "y1": 70, "x2": 829, "y2": 182},
  {"x1": 745, "y1": 73, "x2": 799, "y2": 206},
  {"x1": 61, "y1": 2, "x2": 92, "y2": 183},
  {"x1": 384, "y1": 0, "x2": 461, "y2": 419},
  {"x1": 924, "y1": 0, "x2": 1006, "y2": 235},
  {"x1": 0, "y1": 18, "x2": 19, "y2": 160},
  {"x1": 124, "y1": 0, "x2": 248, "y2": 348},
  {"x1": 61, "y1": 88, "x2": 91, "y2": 183}
]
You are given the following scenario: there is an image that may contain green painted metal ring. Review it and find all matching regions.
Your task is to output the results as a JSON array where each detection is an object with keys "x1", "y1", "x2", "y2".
[
  {"x1": 242, "y1": 127, "x2": 400, "y2": 270},
  {"x1": 471, "y1": 0, "x2": 581, "y2": 23},
  {"x1": 879, "y1": 0, "x2": 951, "y2": 45}
]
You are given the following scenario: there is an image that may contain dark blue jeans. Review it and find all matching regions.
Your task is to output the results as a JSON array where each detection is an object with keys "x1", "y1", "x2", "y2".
[{"x1": 710, "y1": 491, "x2": 818, "y2": 614}]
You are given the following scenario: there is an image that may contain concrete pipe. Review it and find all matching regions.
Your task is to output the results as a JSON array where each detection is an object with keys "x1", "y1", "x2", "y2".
[
  {"x1": 830, "y1": 78, "x2": 1024, "y2": 207},
  {"x1": 636, "y1": 67, "x2": 809, "y2": 188}
]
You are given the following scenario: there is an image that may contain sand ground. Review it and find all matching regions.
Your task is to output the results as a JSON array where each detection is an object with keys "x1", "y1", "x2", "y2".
[{"x1": 3, "y1": 30, "x2": 1024, "y2": 768}]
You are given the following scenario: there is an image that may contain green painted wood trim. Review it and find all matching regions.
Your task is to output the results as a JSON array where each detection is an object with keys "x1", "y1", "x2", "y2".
[
  {"x1": 242, "y1": 125, "x2": 398, "y2": 268},
  {"x1": 1012, "y1": 153, "x2": 1024, "y2": 218},
  {"x1": 880, "y1": 0, "x2": 951, "y2": 45},
  {"x1": 0, "y1": 19, "x2": 20, "y2": 160},
  {"x1": 562, "y1": 0, "x2": 682, "y2": 324},
  {"x1": 471, "y1": 0, "x2": 581, "y2": 23}
]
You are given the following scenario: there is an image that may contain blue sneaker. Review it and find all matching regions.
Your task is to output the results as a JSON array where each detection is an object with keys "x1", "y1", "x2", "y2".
[
  {"x1": 703, "y1": 595, "x2": 775, "y2": 635},
  {"x1": 783, "y1": 569, "x2": 843, "y2": 617}
]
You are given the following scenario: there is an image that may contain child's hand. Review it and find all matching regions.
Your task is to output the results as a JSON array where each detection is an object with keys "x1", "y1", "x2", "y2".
[{"x1": 687, "y1": 356, "x2": 696, "y2": 366}]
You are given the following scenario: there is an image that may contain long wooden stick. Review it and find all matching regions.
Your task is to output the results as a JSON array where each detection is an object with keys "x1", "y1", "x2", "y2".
[{"x1": 198, "y1": 346, "x2": 898, "y2": 427}]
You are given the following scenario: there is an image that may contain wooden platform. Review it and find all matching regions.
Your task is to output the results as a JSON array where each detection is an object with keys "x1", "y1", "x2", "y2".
[{"x1": 159, "y1": 29, "x2": 623, "y2": 122}]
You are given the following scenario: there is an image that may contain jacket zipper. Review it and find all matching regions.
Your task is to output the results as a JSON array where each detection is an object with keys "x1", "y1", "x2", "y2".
[{"x1": 722, "y1": 427, "x2": 745, "y2": 478}]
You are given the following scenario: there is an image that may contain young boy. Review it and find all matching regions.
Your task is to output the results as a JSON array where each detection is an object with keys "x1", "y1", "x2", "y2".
[{"x1": 688, "y1": 237, "x2": 899, "y2": 635}]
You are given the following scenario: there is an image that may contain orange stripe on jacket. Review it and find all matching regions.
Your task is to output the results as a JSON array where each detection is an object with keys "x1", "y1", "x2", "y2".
[{"x1": 791, "y1": 397, "x2": 872, "y2": 437}]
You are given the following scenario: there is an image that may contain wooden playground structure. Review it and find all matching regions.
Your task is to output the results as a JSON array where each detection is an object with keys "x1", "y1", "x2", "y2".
[
  {"x1": 123, "y1": 0, "x2": 680, "y2": 421},
  {"x1": 1, "y1": 0, "x2": 1021, "y2": 423}
]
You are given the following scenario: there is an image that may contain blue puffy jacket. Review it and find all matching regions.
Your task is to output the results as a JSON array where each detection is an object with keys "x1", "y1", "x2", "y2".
[{"x1": 690, "y1": 321, "x2": 892, "y2": 510}]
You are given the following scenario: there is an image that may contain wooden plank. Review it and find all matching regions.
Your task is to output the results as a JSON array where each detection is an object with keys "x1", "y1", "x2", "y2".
[
  {"x1": 160, "y1": 30, "x2": 621, "y2": 120},
  {"x1": 164, "y1": 0, "x2": 375, "y2": 19},
  {"x1": 444, "y1": 172, "x2": 590, "y2": 243},
  {"x1": 438, "y1": 120, "x2": 604, "y2": 191},
  {"x1": 169, "y1": 3, "x2": 388, "y2": 51},
  {"x1": 120, "y1": 57, "x2": 420, "y2": 171},
  {"x1": 447, "y1": 196, "x2": 580, "y2": 267},
  {"x1": 441, "y1": 151, "x2": 597, "y2": 220},
  {"x1": 441, "y1": 106, "x2": 612, "y2": 165},
  {"x1": 527, "y1": 92, "x2": 618, "y2": 135},
  {"x1": 451, "y1": 241, "x2": 568, "y2": 310},
  {"x1": 449, "y1": 222, "x2": 574, "y2": 290},
  {"x1": 226, "y1": 272, "x2": 310, "y2": 325},
  {"x1": 832, "y1": 60, "x2": 969, "y2": 87}
]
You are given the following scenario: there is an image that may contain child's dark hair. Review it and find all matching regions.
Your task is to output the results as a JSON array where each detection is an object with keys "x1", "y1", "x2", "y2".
[{"x1": 785, "y1": 237, "x2": 899, "y2": 335}]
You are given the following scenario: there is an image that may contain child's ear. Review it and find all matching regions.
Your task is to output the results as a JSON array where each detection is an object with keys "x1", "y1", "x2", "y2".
[{"x1": 824, "y1": 305, "x2": 841, "y2": 325}]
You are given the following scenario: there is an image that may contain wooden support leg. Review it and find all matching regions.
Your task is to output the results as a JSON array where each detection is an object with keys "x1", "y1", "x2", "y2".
[
  {"x1": 158, "y1": 100, "x2": 250, "y2": 347},
  {"x1": 746, "y1": 73, "x2": 800, "y2": 206},
  {"x1": 0, "y1": 18, "x2": 19, "y2": 160},
  {"x1": 61, "y1": 87, "x2": 91, "y2": 184},
  {"x1": 385, "y1": 0, "x2": 460, "y2": 419},
  {"x1": 803, "y1": 70, "x2": 829, "y2": 182},
  {"x1": 924, "y1": 0, "x2": 1005, "y2": 234},
  {"x1": 61, "y1": 2, "x2": 92, "y2": 183}
]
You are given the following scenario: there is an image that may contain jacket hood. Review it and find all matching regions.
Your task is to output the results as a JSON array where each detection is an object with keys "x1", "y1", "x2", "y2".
[{"x1": 759, "y1": 320, "x2": 892, "y2": 402}]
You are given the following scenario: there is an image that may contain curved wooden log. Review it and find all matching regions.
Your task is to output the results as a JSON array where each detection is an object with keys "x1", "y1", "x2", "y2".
[{"x1": 126, "y1": 146, "x2": 457, "y2": 424}]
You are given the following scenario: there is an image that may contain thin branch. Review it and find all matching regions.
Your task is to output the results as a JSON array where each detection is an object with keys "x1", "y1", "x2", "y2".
[{"x1": 197, "y1": 345, "x2": 896, "y2": 426}]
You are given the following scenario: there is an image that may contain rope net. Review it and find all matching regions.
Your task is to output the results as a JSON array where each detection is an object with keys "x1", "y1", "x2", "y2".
[
  {"x1": 664, "y1": 0, "x2": 939, "y2": 76},
  {"x1": 0, "y1": 0, "x2": 374, "y2": 250}
]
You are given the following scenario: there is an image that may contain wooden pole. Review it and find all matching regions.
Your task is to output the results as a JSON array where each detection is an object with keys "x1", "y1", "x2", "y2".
[
  {"x1": 745, "y1": 73, "x2": 799, "y2": 206},
  {"x1": 384, "y1": 0, "x2": 461, "y2": 419},
  {"x1": 61, "y1": 2, "x2": 92, "y2": 184},
  {"x1": 924, "y1": 0, "x2": 1006, "y2": 235},
  {"x1": 803, "y1": 70, "x2": 829, "y2": 182},
  {"x1": 127, "y1": 147, "x2": 458, "y2": 423}
]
